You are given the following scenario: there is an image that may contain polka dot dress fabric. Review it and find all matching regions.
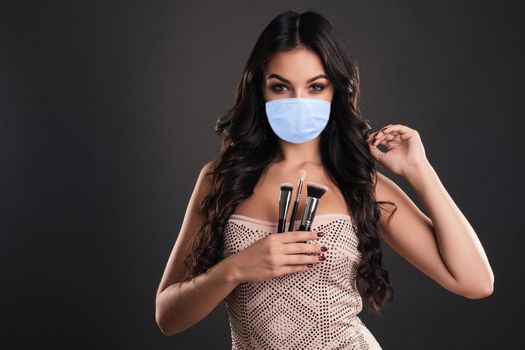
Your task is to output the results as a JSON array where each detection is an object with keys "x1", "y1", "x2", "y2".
[{"x1": 222, "y1": 213, "x2": 382, "y2": 350}]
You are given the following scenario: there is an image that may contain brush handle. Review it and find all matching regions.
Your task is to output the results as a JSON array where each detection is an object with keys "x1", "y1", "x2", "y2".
[
  {"x1": 277, "y1": 218, "x2": 286, "y2": 233},
  {"x1": 299, "y1": 197, "x2": 318, "y2": 232},
  {"x1": 297, "y1": 222, "x2": 310, "y2": 243},
  {"x1": 298, "y1": 223, "x2": 311, "y2": 231},
  {"x1": 288, "y1": 200, "x2": 299, "y2": 231}
]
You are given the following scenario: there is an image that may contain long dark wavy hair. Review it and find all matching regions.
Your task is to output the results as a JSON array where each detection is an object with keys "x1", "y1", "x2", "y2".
[{"x1": 179, "y1": 9, "x2": 397, "y2": 314}]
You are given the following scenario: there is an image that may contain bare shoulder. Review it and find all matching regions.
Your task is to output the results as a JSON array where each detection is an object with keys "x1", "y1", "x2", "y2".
[
  {"x1": 156, "y1": 160, "x2": 217, "y2": 296},
  {"x1": 194, "y1": 160, "x2": 217, "y2": 205},
  {"x1": 184, "y1": 159, "x2": 216, "y2": 216}
]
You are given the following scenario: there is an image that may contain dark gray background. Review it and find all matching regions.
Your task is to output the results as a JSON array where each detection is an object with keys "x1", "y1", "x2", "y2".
[{"x1": 1, "y1": 0, "x2": 522, "y2": 348}]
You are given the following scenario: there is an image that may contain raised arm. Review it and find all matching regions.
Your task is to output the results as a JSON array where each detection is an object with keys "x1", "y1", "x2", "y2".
[{"x1": 368, "y1": 124, "x2": 494, "y2": 299}]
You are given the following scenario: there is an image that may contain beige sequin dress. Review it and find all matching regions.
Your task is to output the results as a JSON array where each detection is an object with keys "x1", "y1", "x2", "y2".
[{"x1": 221, "y1": 213, "x2": 382, "y2": 350}]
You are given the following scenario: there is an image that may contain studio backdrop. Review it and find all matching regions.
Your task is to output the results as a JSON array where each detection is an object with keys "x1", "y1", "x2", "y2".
[{"x1": 1, "y1": 1, "x2": 522, "y2": 349}]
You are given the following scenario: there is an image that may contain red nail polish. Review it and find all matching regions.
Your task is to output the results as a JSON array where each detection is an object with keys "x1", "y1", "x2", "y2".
[
  {"x1": 321, "y1": 246, "x2": 328, "y2": 252},
  {"x1": 319, "y1": 255, "x2": 326, "y2": 261},
  {"x1": 317, "y1": 232, "x2": 325, "y2": 237}
]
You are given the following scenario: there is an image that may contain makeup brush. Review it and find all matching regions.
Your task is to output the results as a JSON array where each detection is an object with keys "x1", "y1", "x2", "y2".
[
  {"x1": 288, "y1": 169, "x2": 307, "y2": 232},
  {"x1": 298, "y1": 182, "x2": 329, "y2": 231},
  {"x1": 277, "y1": 182, "x2": 293, "y2": 233}
]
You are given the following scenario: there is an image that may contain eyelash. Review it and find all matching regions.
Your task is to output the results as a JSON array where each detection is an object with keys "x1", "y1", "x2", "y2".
[{"x1": 270, "y1": 83, "x2": 325, "y2": 93}]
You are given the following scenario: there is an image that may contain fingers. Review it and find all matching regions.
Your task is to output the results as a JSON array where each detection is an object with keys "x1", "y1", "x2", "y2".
[
  {"x1": 367, "y1": 130, "x2": 388, "y2": 146},
  {"x1": 278, "y1": 240, "x2": 328, "y2": 266},
  {"x1": 367, "y1": 124, "x2": 412, "y2": 147},
  {"x1": 369, "y1": 143, "x2": 382, "y2": 161},
  {"x1": 366, "y1": 131, "x2": 379, "y2": 143},
  {"x1": 281, "y1": 253, "x2": 325, "y2": 266},
  {"x1": 373, "y1": 133, "x2": 396, "y2": 146},
  {"x1": 374, "y1": 124, "x2": 415, "y2": 143},
  {"x1": 280, "y1": 242, "x2": 328, "y2": 255},
  {"x1": 382, "y1": 124, "x2": 411, "y2": 134},
  {"x1": 267, "y1": 232, "x2": 328, "y2": 274}
]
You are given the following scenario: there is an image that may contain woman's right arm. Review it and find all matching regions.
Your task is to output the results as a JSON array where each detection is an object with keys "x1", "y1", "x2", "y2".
[
  {"x1": 155, "y1": 160, "x2": 240, "y2": 336},
  {"x1": 156, "y1": 253, "x2": 240, "y2": 336},
  {"x1": 155, "y1": 161, "x2": 326, "y2": 335}
]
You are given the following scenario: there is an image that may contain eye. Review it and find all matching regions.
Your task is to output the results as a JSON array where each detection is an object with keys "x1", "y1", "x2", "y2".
[
  {"x1": 310, "y1": 83, "x2": 325, "y2": 92},
  {"x1": 270, "y1": 84, "x2": 288, "y2": 92}
]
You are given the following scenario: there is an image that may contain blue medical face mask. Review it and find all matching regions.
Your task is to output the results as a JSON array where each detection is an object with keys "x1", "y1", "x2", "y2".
[{"x1": 265, "y1": 97, "x2": 331, "y2": 144}]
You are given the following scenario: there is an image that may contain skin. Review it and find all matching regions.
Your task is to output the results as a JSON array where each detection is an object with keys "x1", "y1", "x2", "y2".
[{"x1": 155, "y1": 46, "x2": 494, "y2": 336}]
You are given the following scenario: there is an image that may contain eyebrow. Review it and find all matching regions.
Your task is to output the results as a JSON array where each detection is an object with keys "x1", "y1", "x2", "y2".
[{"x1": 267, "y1": 73, "x2": 329, "y2": 84}]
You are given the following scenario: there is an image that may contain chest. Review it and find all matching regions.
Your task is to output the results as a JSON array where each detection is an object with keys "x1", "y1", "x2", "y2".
[
  {"x1": 222, "y1": 214, "x2": 362, "y2": 280},
  {"x1": 234, "y1": 165, "x2": 351, "y2": 222}
]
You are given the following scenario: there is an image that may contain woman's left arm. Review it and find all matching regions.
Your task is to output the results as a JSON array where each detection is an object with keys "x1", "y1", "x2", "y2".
[{"x1": 368, "y1": 124, "x2": 495, "y2": 299}]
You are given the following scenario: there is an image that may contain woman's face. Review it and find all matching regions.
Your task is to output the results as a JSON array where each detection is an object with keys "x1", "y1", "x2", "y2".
[{"x1": 262, "y1": 47, "x2": 334, "y2": 103}]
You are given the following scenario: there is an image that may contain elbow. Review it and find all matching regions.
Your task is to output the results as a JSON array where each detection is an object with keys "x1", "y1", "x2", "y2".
[
  {"x1": 158, "y1": 326, "x2": 173, "y2": 337},
  {"x1": 463, "y1": 281, "x2": 494, "y2": 300},
  {"x1": 155, "y1": 290, "x2": 189, "y2": 336},
  {"x1": 157, "y1": 324, "x2": 174, "y2": 337},
  {"x1": 156, "y1": 311, "x2": 177, "y2": 336},
  {"x1": 453, "y1": 270, "x2": 495, "y2": 300},
  {"x1": 155, "y1": 311, "x2": 170, "y2": 336},
  {"x1": 156, "y1": 302, "x2": 178, "y2": 336},
  {"x1": 160, "y1": 328, "x2": 176, "y2": 337}
]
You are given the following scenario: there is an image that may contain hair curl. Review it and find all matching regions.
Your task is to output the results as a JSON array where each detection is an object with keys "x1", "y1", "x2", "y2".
[{"x1": 179, "y1": 9, "x2": 397, "y2": 314}]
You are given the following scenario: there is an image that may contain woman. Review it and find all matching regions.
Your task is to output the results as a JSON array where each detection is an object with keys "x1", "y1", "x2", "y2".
[{"x1": 155, "y1": 10, "x2": 494, "y2": 349}]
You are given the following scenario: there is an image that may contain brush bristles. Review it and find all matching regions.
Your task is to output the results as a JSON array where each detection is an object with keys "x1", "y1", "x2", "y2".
[
  {"x1": 306, "y1": 182, "x2": 328, "y2": 199},
  {"x1": 299, "y1": 169, "x2": 307, "y2": 181},
  {"x1": 280, "y1": 182, "x2": 293, "y2": 192}
]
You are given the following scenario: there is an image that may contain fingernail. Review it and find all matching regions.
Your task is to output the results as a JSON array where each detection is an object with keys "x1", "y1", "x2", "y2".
[
  {"x1": 321, "y1": 246, "x2": 328, "y2": 252},
  {"x1": 319, "y1": 255, "x2": 326, "y2": 261},
  {"x1": 317, "y1": 232, "x2": 325, "y2": 237},
  {"x1": 307, "y1": 264, "x2": 313, "y2": 268}
]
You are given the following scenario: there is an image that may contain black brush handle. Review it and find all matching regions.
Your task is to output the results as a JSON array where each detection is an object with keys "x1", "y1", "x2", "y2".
[
  {"x1": 288, "y1": 200, "x2": 299, "y2": 231},
  {"x1": 298, "y1": 223, "x2": 310, "y2": 231},
  {"x1": 277, "y1": 218, "x2": 286, "y2": 233},
  {"x1": 298, "y1": 222, "x2": 310, "y2": 243}
]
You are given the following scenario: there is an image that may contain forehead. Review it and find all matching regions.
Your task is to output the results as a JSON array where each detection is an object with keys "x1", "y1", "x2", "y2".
[{"x1": 264, "y1": 47, "x2": 326, "y2": 81}]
